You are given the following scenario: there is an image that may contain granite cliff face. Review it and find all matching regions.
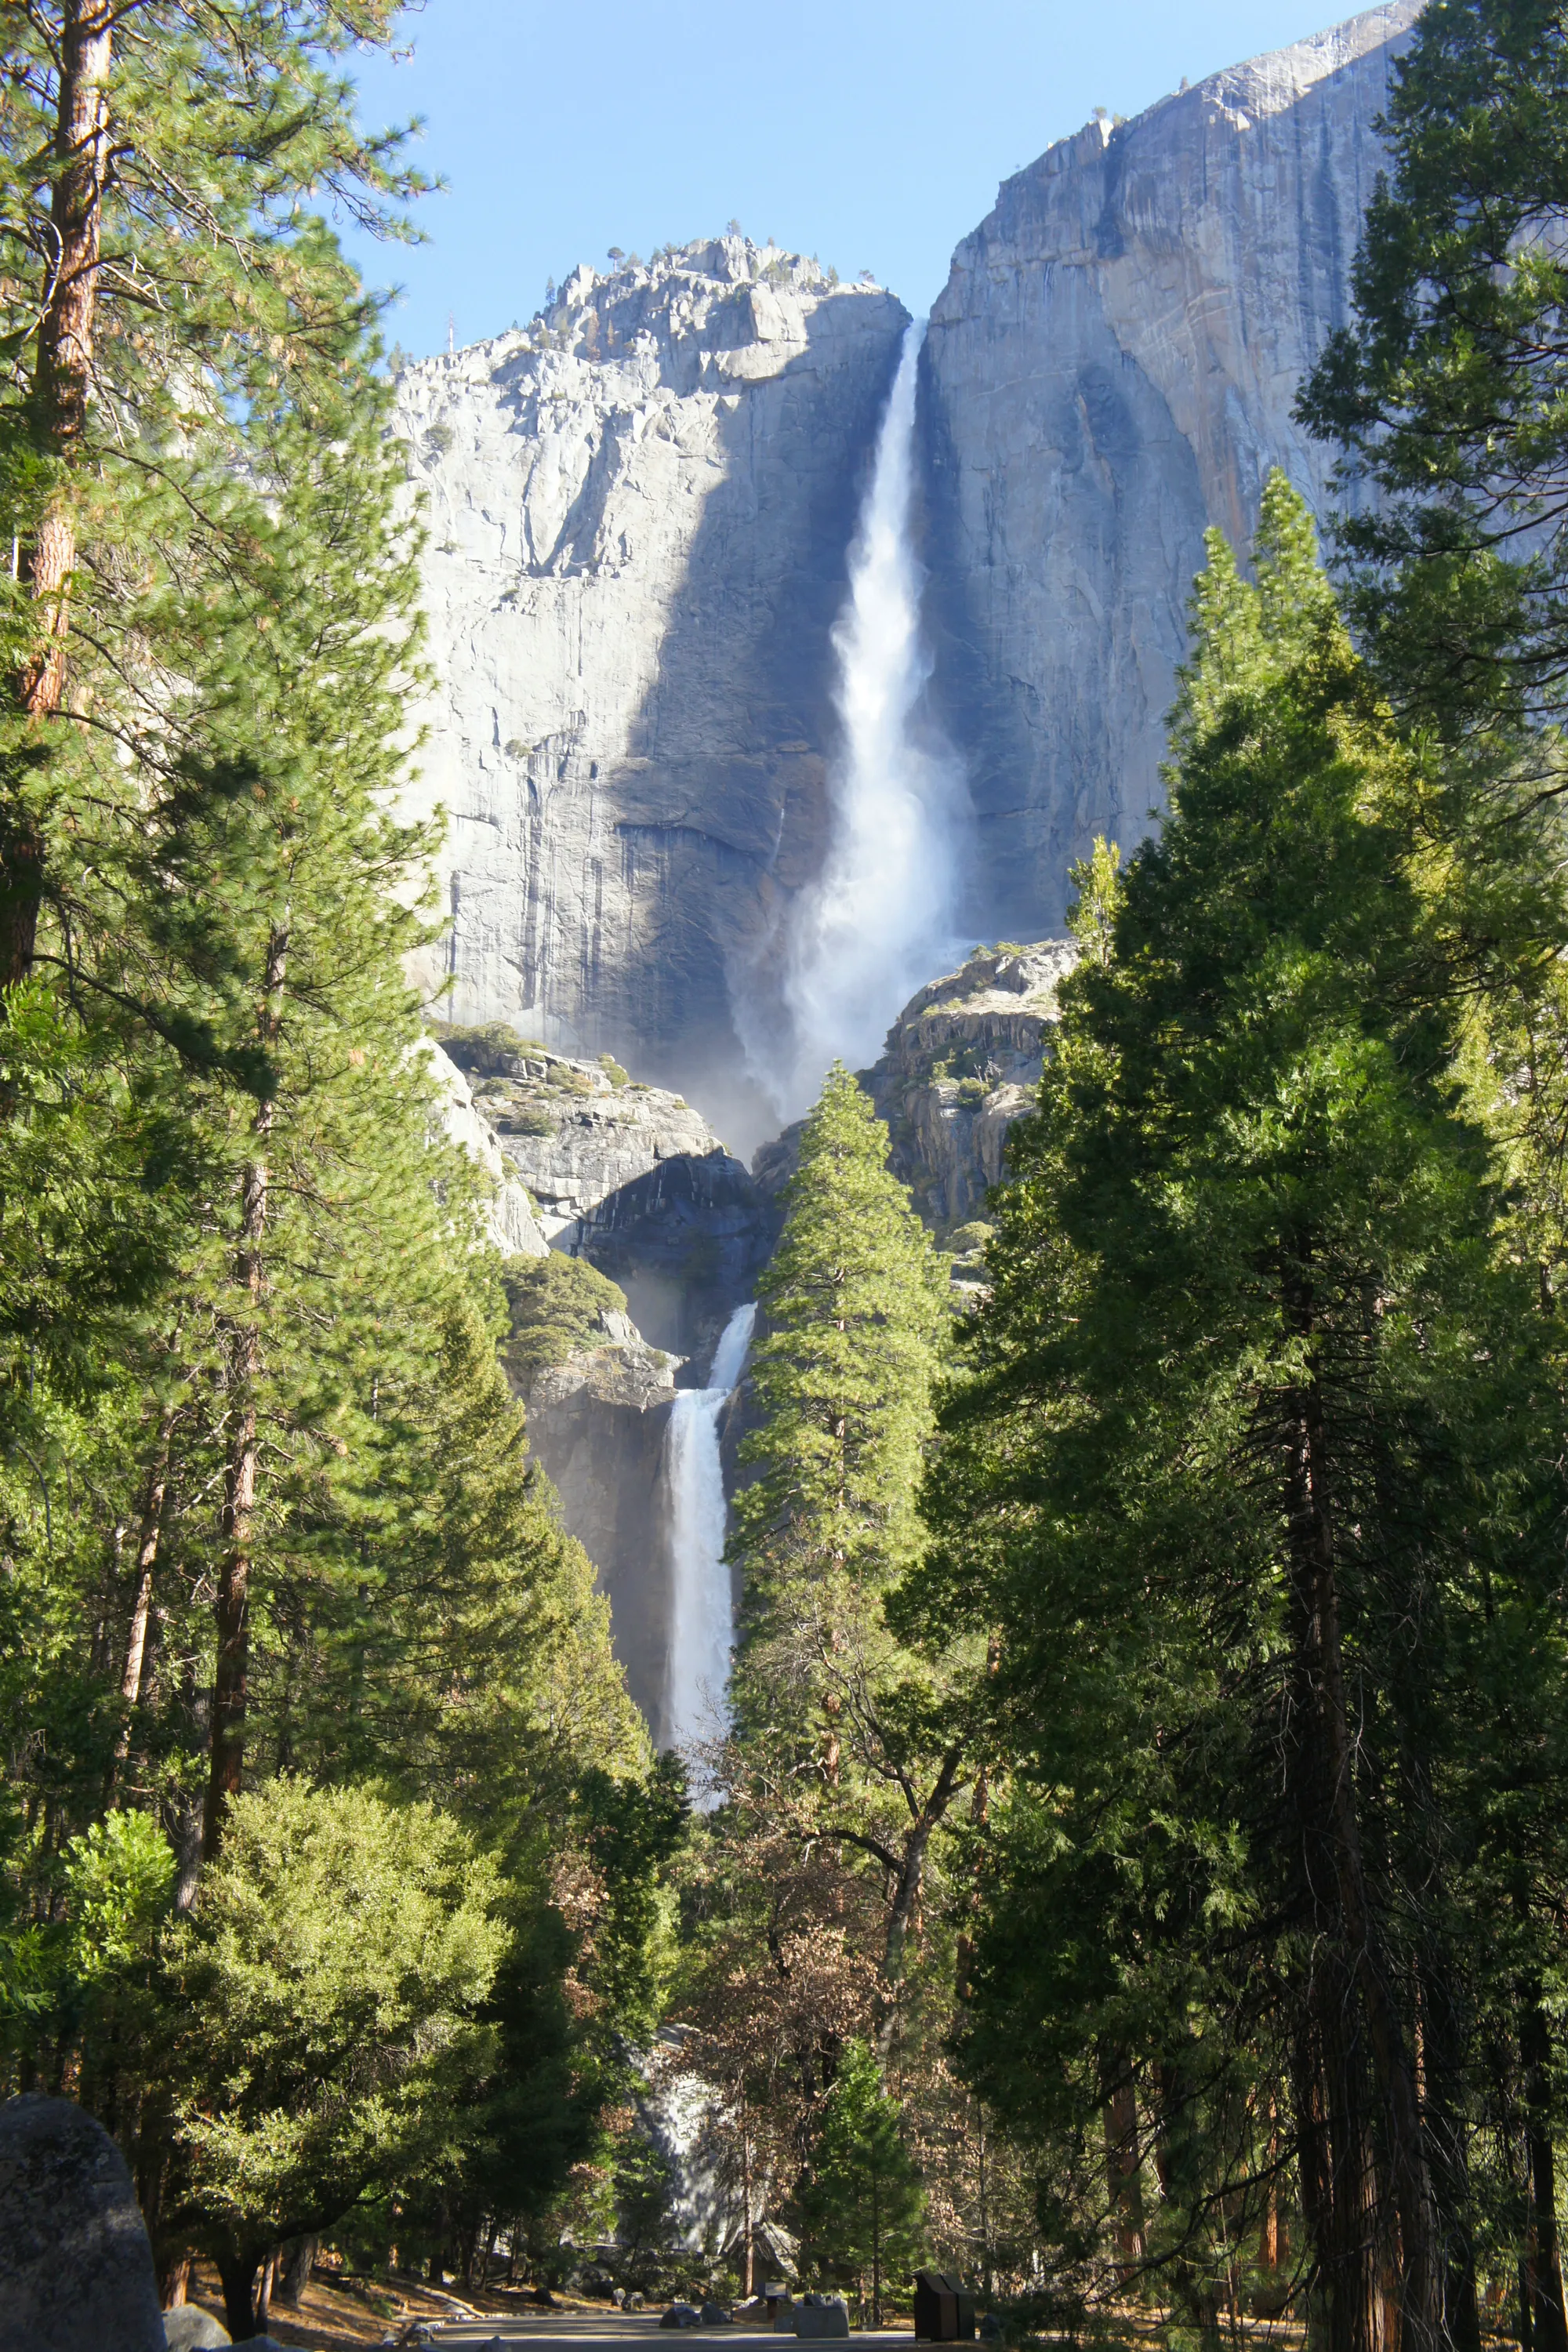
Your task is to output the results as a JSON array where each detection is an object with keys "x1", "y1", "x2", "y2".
[
  {"x1": 396, "y1": 242, "x2": 907, "y2": 1104},
  {"x1": 922, "y1": 0, "x2": 1422, "y2": 937},
  {"x1": 398, "y1": 6, "x2": 1420, "y2": 1089},
  {"x1": 442, "y1": 1027, "x2": 773, "y2": 1733}
]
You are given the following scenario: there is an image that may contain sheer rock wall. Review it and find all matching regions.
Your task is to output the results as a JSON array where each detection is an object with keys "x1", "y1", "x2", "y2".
[
  {"x1": 921, "y1": 0, "x2": 1422, "y2": 938},
  {"x1": 395, "y1": 242, "x2": 908, "y2": 1093}
]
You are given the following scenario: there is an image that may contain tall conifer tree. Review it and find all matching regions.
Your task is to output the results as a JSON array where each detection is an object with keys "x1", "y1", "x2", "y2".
[{"x1": 921, "y1": 477, "x2": 1568, "y2": 2352}]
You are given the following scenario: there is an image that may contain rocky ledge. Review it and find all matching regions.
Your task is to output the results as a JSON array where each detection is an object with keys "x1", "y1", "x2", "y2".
[
  {"x1": 866, "y1": 939, "x2": 1075, "y2": 1228},
  {"x1": 437, "y1": 1022, "x2": 771, "y2": 1359}
]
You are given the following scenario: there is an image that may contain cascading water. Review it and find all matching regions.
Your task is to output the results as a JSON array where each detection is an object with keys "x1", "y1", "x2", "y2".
[
  {"x1": 663, "y1": 1301, "x2": 756, "y2": 1800},
  {"x1": 756, "y1": 318, "x2": 968, "y2": 1118}
]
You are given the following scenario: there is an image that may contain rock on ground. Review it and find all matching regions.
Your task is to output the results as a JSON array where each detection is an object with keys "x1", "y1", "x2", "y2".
[
  {"x1": 161, "y1": 2310, "x2": 231, "y2": 2349},
  {"x1": 0, "y1": 2093, "x2": 163, "y2": 2352}
]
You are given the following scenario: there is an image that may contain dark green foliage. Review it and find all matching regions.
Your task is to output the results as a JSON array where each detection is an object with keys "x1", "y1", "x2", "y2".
[
  {"x1": 920, "y1": 478, "x2": 1568, "y2": 2343},
  {"x1": 1298, "y1": 0, "x2": 1568, "y2": 731},
  {"x1": 731, "y1": 1063, "x2": 946, "y2": 1681},
  {"x1": 434, "y1": 1021, "x2": 550, "y2": 1077},
  {"x1": 501, "y1": 1253, "x2": 633, "y2": 1392},
  {"x1": 0, "y1": 10, "x2": 681, "y2": 2324},
  {"x1": 799, "y1": 2039, "x2": 925, "y2": 2318}
]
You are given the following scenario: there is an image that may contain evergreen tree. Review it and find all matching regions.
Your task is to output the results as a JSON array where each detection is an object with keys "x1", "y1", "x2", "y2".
[
  {"x1": 920, "y1": 477, "x2": 1568, "y2": 2352},
  {"x1": 800, "y1": 2038, "x2": 925, "y2": 2323},
  {"x1": 0, "y1": 0, "x2": 426, "y2": 987},
  {"x1": 732, "y1": 1062, "x2": 946, "y2": 1693},
  {"x1": 1298, "y1": 0, "x2": 1568, "y2": 733}
]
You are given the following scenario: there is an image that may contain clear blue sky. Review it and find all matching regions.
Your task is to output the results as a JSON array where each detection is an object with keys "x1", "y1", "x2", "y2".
[{"x1": 342, "y1": 0, "x2": 1358, "y2": 358}]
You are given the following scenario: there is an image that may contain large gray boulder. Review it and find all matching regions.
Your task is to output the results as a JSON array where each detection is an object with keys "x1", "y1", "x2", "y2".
[
  {"x1": 160, "y1": 2309, "x2": 230, "y2": 2350},
  {"x1": 0, "y1": 2093, "x2": 163, "y2": 2352}
]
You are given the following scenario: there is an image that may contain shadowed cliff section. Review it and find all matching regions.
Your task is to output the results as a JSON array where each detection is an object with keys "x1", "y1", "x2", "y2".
[
  {"x1": 921, "y1": 0, "x2": 1423, "y2": 941},
  {"x1": 397, "y1": 241, "x2": 907, "y2": 1110}
]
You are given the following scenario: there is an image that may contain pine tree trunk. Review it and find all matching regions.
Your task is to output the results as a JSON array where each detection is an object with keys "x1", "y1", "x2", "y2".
[
  {"x1": 1281, "y1": 1296, "x2": 1439, "y2": 2352},
  {"x1": 201, "y1": 923, "x2": 286, "y2": 1861},
  {"x1": 105, "y1": 1410, "x2": 175, "y2": 1802},
  {"x1": 2, "y1": 0, "x2": 114, "y2": 989},
  {"x1": 1522, "y1": 1994, "x2": 1568, "y2": 2352},
  {"x1": 1101, "y1": 2053, "x2": 1145, "y2": 2281}
]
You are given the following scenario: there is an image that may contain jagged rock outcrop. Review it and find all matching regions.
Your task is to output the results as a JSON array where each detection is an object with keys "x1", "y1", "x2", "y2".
[
  {"x1": 427, "y1": 1040, "x2": 550, "y2": 1258},
  {"x1": 751, "y1": 940, "x2": 1072, "y2": 1271},
  {"x1": 923, "y1": 0, "x2": 1422, "y2": 938},
  {"x1": 441, "y1": 1027, "x2": 771, "y2": 1356},
  {"x1": 449, "y1": 1027, "x2": 775, "y2": 1733},
  {"x1": 396, "y1": 242, "x2": 907, "y2": 1094},
  {"x1": 866, "y1": 942, "x2": 1075, "y2": 1228}
]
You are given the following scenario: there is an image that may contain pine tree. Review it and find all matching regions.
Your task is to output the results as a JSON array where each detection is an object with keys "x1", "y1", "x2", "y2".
[
  {"x1": 799, "y1": 2038, "x2": 926, "y2": 2322},
  {"x1": 1297, "y1": 0, "x2": 1568, "y2": 733},
  {"x1": 0, "y1": 0, "x2": 426, "y2": 988},
  {"x1": 726, "y1": 1067, "x2": 970, "y2": 2016},
  {"x1": 920, "y1": 477, "x2": 1568, "y2": 2352},
  {"x1": 732, "y1": 1063, "x2": 946, "y2": 1680}
]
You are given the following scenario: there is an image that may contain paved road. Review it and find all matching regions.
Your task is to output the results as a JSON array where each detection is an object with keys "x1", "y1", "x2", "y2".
[{"x1": 433, "y1": 2323, "x2": 913, "y2": 2349}]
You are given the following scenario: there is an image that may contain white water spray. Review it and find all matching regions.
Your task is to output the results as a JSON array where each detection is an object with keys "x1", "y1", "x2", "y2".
[
  {"x1": 663, "y1": 1301, "x2": 756, "y2": 1800},
  {"x1": 761, "y1": 319, "x2": 968, "y2": 1117}
]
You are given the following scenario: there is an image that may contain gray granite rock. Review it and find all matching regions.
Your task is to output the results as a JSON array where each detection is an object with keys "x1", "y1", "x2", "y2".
[
  {"x1": 866, "y1": 942, "x2": 1075, "y2": 1229},
  {"x1": 0, "y1": 2093, "x2": 163, "y2": 2352},
  {"x1": 923, "y1": 2, "x2": 1423, "y2": 940},
  {"x1": 390, "y1": 11, "x2": 1421, "y2": 1111},
  {"x1": 451, "y1": 1036, "x2": 771, "y2": 1358},
  {"x1": 395, "y1": 241, "x2": 908, "y2": 1102},
  {"x1": 160, "y1": 2309, "x2": 231, "y2": 2350},
  {"x1": 753, "y1": 942, "x2": 1073, "y2": 1242}
]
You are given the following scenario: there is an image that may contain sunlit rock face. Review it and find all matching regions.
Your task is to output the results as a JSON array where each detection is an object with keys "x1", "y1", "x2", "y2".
[
  {"x1": 921, "y1": 0, "x2": 1422, "y2": 942},
  {"x1": 395, "y1": 242, "x2": 908, "y2": 1102}
]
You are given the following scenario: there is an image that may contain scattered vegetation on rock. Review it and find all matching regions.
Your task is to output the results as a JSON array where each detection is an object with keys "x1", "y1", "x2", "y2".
[{"x1": 502, "y1": 1254, "x2": 632, "y2": 1392}]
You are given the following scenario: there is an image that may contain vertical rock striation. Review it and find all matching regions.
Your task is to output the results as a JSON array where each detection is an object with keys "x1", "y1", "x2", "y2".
[
  {"x1": 922, "y1": 0, "x2": 1423, "y2": 939},
  {"x1": 395, "y1": 241, "x2": 908, "y2": 1098}
]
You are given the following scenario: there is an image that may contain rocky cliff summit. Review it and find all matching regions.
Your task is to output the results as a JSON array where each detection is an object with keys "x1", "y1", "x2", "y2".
[
  {"x1": 396, "y1": 241, "x2": 908, "y2": 1097},
  {"x1": 924, "y1": 0, "x2": 1423, "y2": 938}
]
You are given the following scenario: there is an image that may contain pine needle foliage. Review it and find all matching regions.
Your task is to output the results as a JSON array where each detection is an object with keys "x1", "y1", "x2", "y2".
[
  {"x1": 1298, "y1": 0, "x2": 1568, "y2": 733},
  {"x1": 920, "y1": 476, "x2": 1568, "y2": 2347},
  {"x1": 731, "y1": 1063, "x2": 946, "y2": 1703}
]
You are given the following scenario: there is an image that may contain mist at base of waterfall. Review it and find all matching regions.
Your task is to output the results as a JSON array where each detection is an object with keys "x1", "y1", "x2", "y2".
[
  {"x1": 735, "y1": 318, "x2": 971, "y2": 1124},
  {"x1": 663, "y1": 1302, "x2": 756, "y2": 1804}
]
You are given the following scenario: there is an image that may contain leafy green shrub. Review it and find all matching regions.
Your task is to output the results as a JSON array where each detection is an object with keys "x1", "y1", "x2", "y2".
[
  {"x1": 162, "y1": 1779, "x2": 503, "y2": 2333},
  {"x1": 598, "y1": 1054, "x2": 630, "y2": 1087},
  {"x1": 433, "y1": 1021, "x2": 548, "y2": 1077},
  {"x1": 502, "y1": 1254, "x2": 630, "y2": 1391},
  {"x1": 944, "y1": 1221, "x2": 995, "y2": 1257},
  {"x1": 504, "y1": 1105, "x2": 557, "y2": 1138}
]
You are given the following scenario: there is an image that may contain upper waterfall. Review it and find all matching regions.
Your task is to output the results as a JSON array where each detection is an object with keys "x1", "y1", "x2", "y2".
[{"x1": 757, "y1": 321, "x2": 970, "y2": 1119}]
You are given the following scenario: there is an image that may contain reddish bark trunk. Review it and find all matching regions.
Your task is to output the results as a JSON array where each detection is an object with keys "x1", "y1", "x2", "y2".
[
  {"x1": 1282, "y1": 1250, "x2": 1439, "y2": 2352},
  {"x1": 3, "y1": 1, "x2": 114, "y2": 989}
]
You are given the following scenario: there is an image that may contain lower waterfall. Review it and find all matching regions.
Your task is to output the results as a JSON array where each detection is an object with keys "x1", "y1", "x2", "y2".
[{"x1": 664, "y1": 1301, "x2": 756, "y2": 1798}]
